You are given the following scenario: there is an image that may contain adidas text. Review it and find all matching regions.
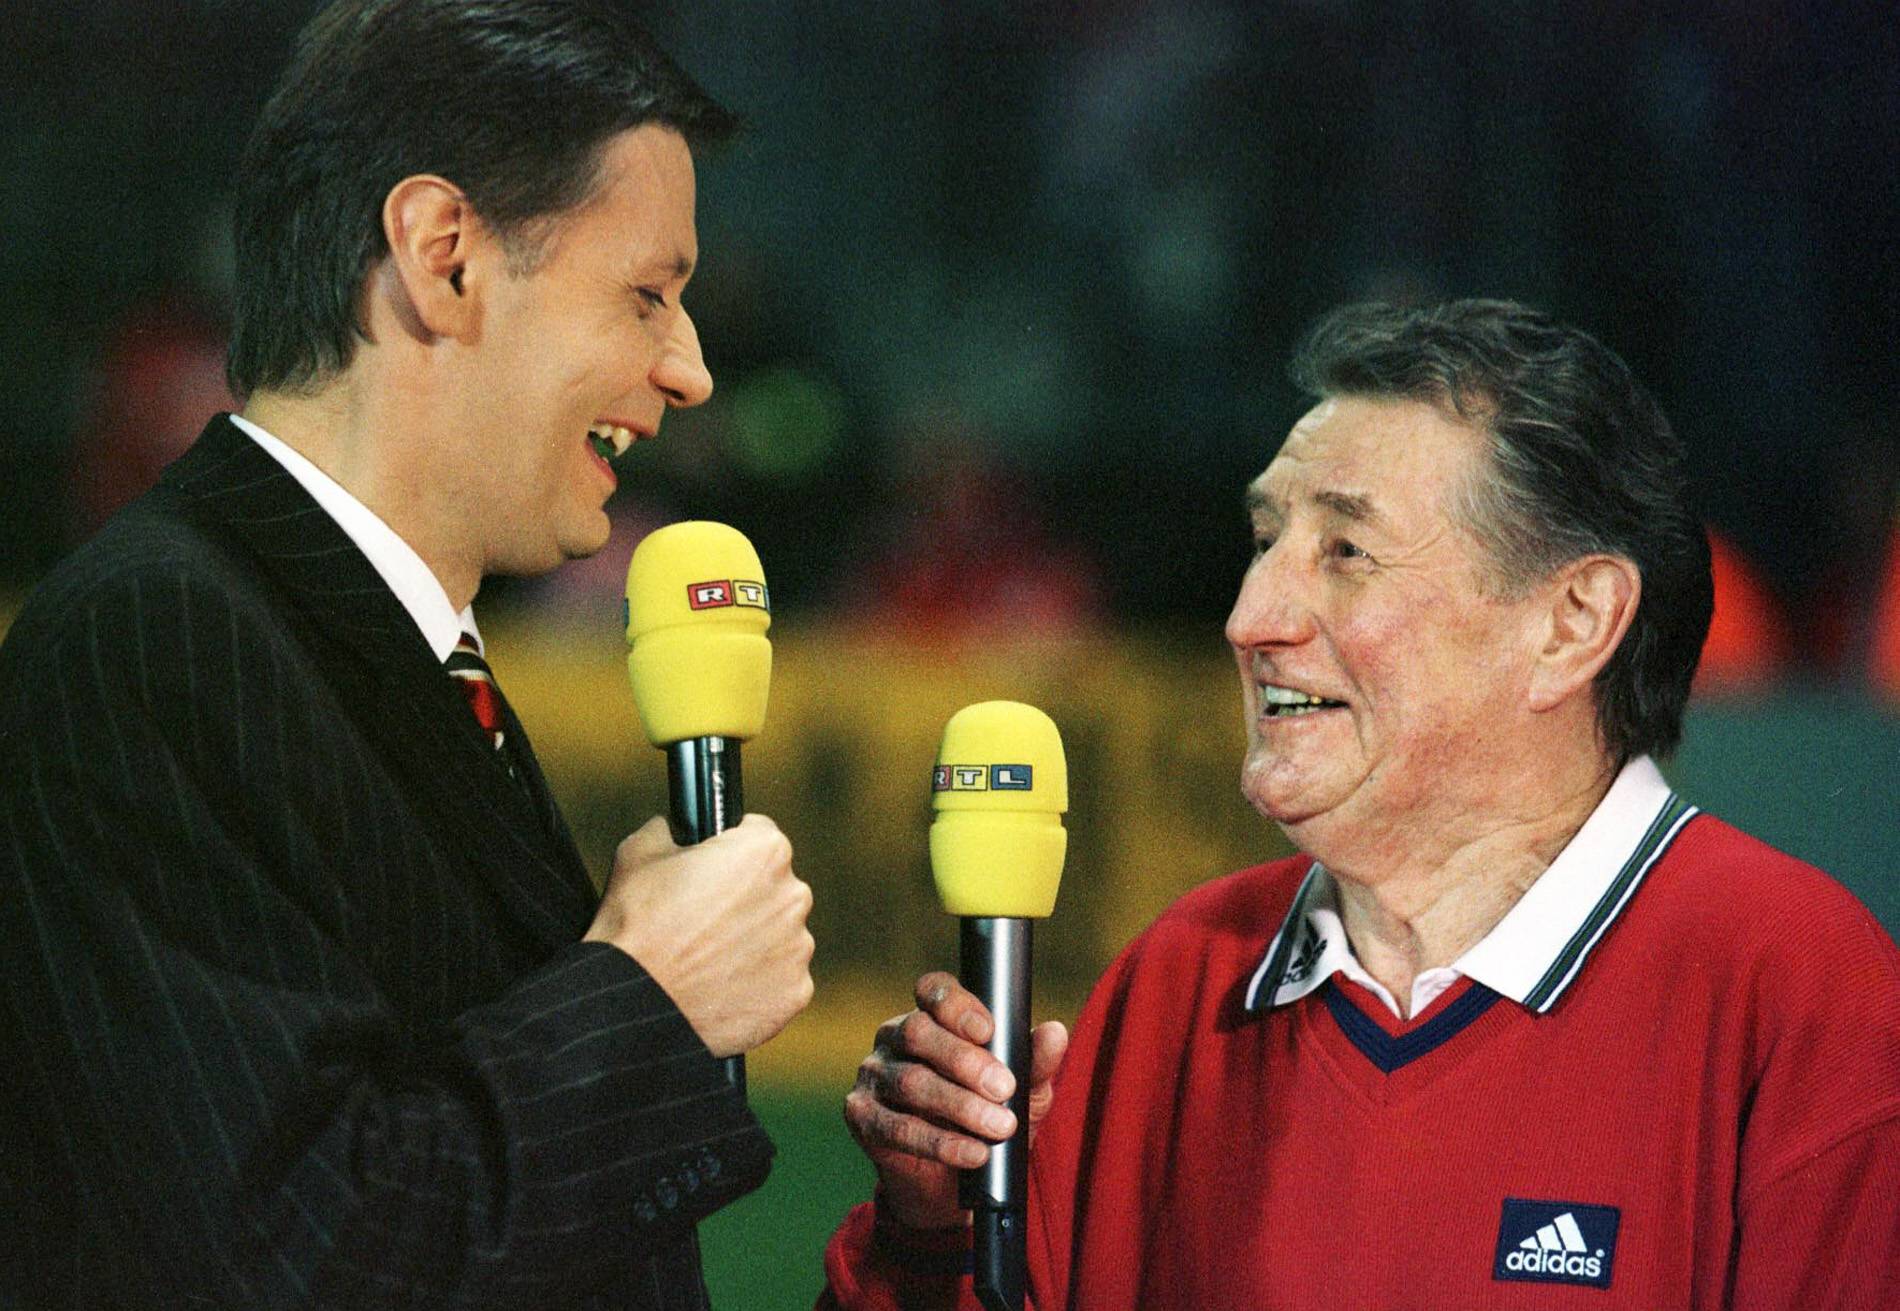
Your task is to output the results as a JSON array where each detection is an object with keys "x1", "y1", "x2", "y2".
[{"x1": 1504, "y1": 1249, "x2": 1603, "y2": 1279}]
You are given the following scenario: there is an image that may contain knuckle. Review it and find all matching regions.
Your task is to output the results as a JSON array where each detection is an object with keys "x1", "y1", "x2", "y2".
[
  {"x1": 915, "y1": 972, "x2": 954, "y2": 1009},
  {"x1": 902, "y1": 1117, "x2": 948, "y2": 1159},
  {"x1": 898, "y1": 1010, "x2": 935, "y2": 1049},
  {"x1": 891, "y1": 1061, "x2": 934, "y2": 1104},
  {"x1": 779, "y1": 883, "x2": 812, "y2": 925},
  {"x1": 849, "y1": 1096, "x2": 891, "y2": 1142},
  {"x1": 843, "y1": 1091, "x2": 886, "y2": 1146},
  {"x1": 759, "y1": 828, "x2": 792, "y2": 868},
  {"x1": 883, "y1": 1109, "x2": 925, "y2": 1156},
  {"x1": 955, "y1": 1045, "x2": 995, "y2": 1089}
]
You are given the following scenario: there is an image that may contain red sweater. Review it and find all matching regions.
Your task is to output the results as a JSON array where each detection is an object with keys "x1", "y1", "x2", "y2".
[{"x1": 822, "y1": 813, "x2": 1900, "y2": 1309}]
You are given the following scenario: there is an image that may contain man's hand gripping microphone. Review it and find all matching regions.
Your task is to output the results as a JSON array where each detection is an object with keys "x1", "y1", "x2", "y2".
[
  {"x1": 625, "y1": 521, "x2": 772, "y2": 1095},
  {"x1": 931, "y1": 702, "x2": 1068, "y2": 1311}
]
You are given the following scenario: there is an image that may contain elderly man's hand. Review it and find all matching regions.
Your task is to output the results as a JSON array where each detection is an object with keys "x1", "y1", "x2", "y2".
[{"x1": 842, "y1": 971, "x2": 1069, "y2": 1230}]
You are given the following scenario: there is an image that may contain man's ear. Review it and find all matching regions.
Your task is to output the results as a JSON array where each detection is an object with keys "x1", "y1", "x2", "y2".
[
  {"x1": 1527, "y1": 554, "x2": 1641, "y2": 712},
  {"x1": 377, "y1": 174, "x2": 486, "y2": 343}
]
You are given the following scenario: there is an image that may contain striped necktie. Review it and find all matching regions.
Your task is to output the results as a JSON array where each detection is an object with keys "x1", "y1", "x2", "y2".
[{"x1": 446, "y1": 633, "x2": 507, "y2": 752}]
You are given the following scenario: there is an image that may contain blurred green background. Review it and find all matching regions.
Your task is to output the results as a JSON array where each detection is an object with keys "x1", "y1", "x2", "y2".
[{"x1": 701, "y1": 1090, "x2": 869, "y2": 1309}]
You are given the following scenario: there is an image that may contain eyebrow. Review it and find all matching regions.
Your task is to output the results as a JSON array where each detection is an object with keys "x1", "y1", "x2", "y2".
[
  {"x1": 1313, "y1": 489, "x2": 1379, "y2": 524},
  {"x1": 1245, "y1": 483, "x2": 1382, "y2": 526},
  {"x1": 634, "y1": 252, "x2": 696, "y2": 282}
]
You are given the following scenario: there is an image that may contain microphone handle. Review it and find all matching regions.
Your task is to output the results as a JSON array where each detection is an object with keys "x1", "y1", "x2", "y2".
[
  {"x1": 666, "y1": 737, "x2": 746, "y2": 1097},
  {"x1": 959, "y1": 916, "x2": 1031, "y2": 1311}
]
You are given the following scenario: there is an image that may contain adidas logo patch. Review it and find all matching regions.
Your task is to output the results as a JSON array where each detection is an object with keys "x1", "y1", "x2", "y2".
[
  {"x1": 1493, "y1": 1199, "x2": 1618, "y2": 1288},
  {"x1": 1509, "y1": 1213, "x2": 1599, "y2": 1278}
]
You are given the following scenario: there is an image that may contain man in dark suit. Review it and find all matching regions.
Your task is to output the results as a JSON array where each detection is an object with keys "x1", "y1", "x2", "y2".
[{"x1": 0, "y1": 2, "x2": 814, "y2": 1306}]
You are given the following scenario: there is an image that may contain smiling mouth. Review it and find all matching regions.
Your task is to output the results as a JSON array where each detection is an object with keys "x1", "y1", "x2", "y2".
[
  {"x1": 587, "y1": 422, "x2": 641, "y2": 461},
  {"x1": 1259, "y1": 683, "x2": 1347, "y2": 718}
]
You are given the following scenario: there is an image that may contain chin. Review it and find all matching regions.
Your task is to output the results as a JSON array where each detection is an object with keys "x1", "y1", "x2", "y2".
[
  {"x1": 1240, "y1": 769, "x2": 1294, "y2": 824},
  {"x1": 1241, "y1": 756, "x2": 1329, "y2": 828},
  {"x1": 559, "y1": 518, "x2": 615, "y2": 563}
]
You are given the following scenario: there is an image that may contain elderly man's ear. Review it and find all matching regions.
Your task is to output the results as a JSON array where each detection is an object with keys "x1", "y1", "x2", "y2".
[{"x1": 1526, "y1": 555, "x2": 1641, "y2": 713}]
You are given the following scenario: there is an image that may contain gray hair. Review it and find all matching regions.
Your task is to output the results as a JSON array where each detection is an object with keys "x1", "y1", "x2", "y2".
[{"x1": 1289, "y1": 299, "x2": 1713, "y2": 763}]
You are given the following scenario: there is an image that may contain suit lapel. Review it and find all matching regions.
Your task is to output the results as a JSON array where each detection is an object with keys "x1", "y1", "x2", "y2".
[
  {"x1": 161, "y1": 417, "x2": 599, "y2": 951},
  {"x1": 495, "y1": 696, "x2": 585, "y2": 858}
]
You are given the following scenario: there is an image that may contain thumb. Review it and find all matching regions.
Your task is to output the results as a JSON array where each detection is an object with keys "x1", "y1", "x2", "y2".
[
  {"x1": 619, "y1": 815, "x2": 679, "y2": 865},
  {"x1": 1026, "y1": 1020, "x2": 1070, "y2": 1125}
]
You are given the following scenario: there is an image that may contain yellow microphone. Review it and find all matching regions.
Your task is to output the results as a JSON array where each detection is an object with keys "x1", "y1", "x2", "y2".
[
  {"x1": 625, "y1": 520, "x2": 772, "y2": 1092},
  {"x1": 624, "y1": 520, "x2": 771, "y2": 754},
  {"x1": 930, "y1": 701, "x2": 1067, "y2": 1311}
]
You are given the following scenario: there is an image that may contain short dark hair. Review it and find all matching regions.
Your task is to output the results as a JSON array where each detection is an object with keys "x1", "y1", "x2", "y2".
[
  {"x1": 1289, "y1": 298, "x2": 1713, "y2": 764},
  {"x1": 227, "y1": 0, "x2": 737, "y2": 399}
]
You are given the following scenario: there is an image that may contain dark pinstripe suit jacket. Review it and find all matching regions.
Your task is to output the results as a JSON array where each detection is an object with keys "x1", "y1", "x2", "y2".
[{"x1": 0, "y1": 417, "x2": 773, "y2": 1309}]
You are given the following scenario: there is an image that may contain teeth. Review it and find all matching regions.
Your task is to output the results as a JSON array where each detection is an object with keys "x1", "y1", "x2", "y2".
[
  {"x1": 1259, "y1": 682, "x2": 1342, "y2": 717},
  {"x1": 588, "y1": 423, "x2": 638, "y2": 458}
]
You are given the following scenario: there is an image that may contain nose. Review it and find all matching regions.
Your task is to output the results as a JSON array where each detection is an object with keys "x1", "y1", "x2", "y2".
[
  {"x1": 1224, "y1": 545, "x2": 1317, "y2": 652},
  {"x1": 653, "y1": 307, "x2": 714, "y2": 408}
]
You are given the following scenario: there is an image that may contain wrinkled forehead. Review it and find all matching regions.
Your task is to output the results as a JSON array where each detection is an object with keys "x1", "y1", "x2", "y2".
[{"x1": 1246, "y1": 396, "x2": 1485, "y2": 528}]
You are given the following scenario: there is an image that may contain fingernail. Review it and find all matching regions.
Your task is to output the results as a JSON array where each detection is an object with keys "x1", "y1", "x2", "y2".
[
  {"x1": 960, "y1": 1142, "x2": 989, "y2": 1168},
  {"x1": 960, "y1": 1014, "x2": 990, "y2": 1042},
  {"x1": 981, "y1": 1067, "x2": 1015, "y2": 1100},
  {"x1": 984, "y1": 1106, "x2": 1017, "y2": 1136}
]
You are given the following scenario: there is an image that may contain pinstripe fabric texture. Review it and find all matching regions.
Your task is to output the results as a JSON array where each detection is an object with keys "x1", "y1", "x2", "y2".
[{"x1": 0, "y1": 417, "x2": 773, "y2": 1309}]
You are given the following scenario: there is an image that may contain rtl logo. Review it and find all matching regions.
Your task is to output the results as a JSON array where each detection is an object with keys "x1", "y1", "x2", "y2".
[{"x1": 687, "y1": 579, "x2": 769, "y2": 611}]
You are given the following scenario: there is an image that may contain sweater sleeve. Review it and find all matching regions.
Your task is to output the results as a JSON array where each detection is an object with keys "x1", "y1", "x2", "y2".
[
  {"x1": 1728, "y1": 883, "x2": 1900, "y2": 1309},
  {"x1": 1731, "y1": 1116, "x2": 1900, "y2": 1308},
  {"x1": 818, "y1": 1198, "x2": 996, "y2": 1311}
]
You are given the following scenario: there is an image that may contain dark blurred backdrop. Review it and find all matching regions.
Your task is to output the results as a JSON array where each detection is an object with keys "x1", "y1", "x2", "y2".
[{"x1": 5, "y1": 0, "x2": 1898, "y2": 663}]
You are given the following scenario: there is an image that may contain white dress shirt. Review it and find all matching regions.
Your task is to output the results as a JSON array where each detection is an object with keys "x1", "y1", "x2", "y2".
[{"x1": 227, "y1": 413, "x2": 480, "y2": 660}]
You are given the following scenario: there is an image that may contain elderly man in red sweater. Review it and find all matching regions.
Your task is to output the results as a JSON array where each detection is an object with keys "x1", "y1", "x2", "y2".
[{"x1": 821, "y1": 299, "x2": 1900, "y2": 1310}]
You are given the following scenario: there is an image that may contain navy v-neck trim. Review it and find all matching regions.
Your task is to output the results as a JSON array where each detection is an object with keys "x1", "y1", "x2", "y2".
[{"x1": 1321, "y1": 979, "x2": 1502, "y2": 1073}]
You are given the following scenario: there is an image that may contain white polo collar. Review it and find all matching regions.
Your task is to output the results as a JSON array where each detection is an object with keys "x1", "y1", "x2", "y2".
[
  {"x1": 228, "y1": 414, "x2": 479, "y2": 662},
  {"x1": 1243, "y1": 757, "x2": 1698, "y2": 1017}
]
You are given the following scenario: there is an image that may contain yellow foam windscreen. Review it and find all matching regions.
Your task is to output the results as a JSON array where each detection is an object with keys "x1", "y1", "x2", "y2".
[
  {"x1": 624, "y1": 521, "x2": 772, "y2": 745},
  {"x1": 929, "y1": 701, "x2": 1068, "y2": 918}
]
